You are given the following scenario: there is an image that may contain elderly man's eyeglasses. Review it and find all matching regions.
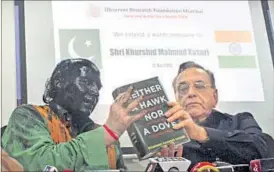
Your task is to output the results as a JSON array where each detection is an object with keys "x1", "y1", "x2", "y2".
[{"x1": 177, "y1": 81, "x2": 212, "y2": 96}]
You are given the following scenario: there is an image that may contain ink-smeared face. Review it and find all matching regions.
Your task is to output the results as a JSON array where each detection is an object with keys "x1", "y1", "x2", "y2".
[
  {"x1": 51, "y1": 59, "x2": 102, "y2": 117},
  {"x1": 69, "y1": 66, "x2": 100, "y2": 116}
]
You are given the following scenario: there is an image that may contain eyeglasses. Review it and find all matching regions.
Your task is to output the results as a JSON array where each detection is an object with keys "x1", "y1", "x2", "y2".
[{"x1": 177, "y1": 81, "x2": 212, "y2": 96}]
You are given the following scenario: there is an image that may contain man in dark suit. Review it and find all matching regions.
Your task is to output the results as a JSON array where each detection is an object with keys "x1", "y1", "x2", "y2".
[
  {"x1": 161, "y1": 61, "x2": 268, "y2": 170},
  {"x1": 2, "y1": 59, "x2": 145, "y2": 171}
]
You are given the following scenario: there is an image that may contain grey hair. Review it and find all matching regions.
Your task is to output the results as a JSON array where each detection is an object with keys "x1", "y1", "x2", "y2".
[{"x1": 172, "y1": 61, "x2": 216, "y2": 92}]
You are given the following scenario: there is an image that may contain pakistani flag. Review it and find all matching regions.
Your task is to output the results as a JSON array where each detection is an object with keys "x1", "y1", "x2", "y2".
[
  {"x1": 58, "y1": 29, "x2": 102, "y2": 68},
  {"x1": 214, "y1": 30, "x2": 257, "y2": 68}
]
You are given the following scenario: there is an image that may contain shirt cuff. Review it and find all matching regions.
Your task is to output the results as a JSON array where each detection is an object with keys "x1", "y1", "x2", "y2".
[
  {"x1": 77, "y1": 126, "x2": 109, "y2": 169},
  {"x1": 200, "y1": 127, "x2": 228, "y2": 149}
]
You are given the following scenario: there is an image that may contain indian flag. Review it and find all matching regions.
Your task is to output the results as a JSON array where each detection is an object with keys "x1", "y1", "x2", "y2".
[
  {"x1": 214, "y1": 30, "x2": 257, "y2": 69},
  {"x1": 214, "y1": 30, "x2": 264, "y2": 101}
]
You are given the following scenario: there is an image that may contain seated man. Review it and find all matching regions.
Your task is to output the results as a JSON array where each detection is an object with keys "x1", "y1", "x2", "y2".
[
  {"x1": 162, "y1": 61, "x2": 268, "y2": 169},
  {"x1": 2, "y1": 59, "x2": 145, "y2": 171}
]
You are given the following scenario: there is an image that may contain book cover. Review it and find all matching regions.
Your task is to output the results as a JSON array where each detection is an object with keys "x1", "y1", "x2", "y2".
[{"x1": 112, "y1": 77, "x2": 190, "y2": 160}]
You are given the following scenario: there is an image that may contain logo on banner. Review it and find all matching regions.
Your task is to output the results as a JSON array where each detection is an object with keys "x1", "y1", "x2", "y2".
[
  {"x1": 229, "y1": 43, "x2": 242, "y2": 55},
  {"x1": 58, "y1": 29, "x2": 102, "y2": 68},
  {"x1": 87, "y1": 4, "x2": 101, "y2": 17}
]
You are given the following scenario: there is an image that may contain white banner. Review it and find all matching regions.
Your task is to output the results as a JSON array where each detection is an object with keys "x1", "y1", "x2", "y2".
[{"x1": 51, "y1": 1, "x2": 265, "y2": 147}]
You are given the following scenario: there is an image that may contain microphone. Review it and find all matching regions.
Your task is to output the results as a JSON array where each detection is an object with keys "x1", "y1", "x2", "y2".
[
  {"x1": 145, "y1": 157, "x2": 191, "y2": 172},
  {"x1": 43, "y1": 165, "x2": 58, "y2": 172},
  {"x1": 250, "y1": 158, "x2": 274, "y2": 172},
  {"x1": 190, "y1": 162, "x2": 219, "y2": 172},
  {"x1": 62, "y1": 169, "x2": 73, "y2": 172},
  {"x1": 190, "y1": 161, "x2": 249, "y2": 172}
]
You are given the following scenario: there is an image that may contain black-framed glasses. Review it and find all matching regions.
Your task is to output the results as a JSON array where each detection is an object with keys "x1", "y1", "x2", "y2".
[{"x1": 177, "y1": 81, "x2": 212, "y2": 96}]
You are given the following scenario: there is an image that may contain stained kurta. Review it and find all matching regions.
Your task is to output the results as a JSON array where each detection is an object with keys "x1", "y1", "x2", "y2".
[{"x1": 2, "y1": 104, "x2": 124, "y2": 172}]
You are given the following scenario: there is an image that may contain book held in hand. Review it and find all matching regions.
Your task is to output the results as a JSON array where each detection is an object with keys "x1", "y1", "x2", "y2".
[{"x1": 112, "y1": 77, "x2": 190, "y2": 160}]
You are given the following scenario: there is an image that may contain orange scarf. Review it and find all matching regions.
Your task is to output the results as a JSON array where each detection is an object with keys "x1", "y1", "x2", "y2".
[
  {"x1": 34, "y1": 105, "x2": 72, "y2": 143},
  {"x1": 34, "y1": 105, "x2": 117, "y2": 169}
]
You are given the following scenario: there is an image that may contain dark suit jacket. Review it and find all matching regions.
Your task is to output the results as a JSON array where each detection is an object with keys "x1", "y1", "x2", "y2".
[{"x1": 183, "y1": 110, "x2": 268, "y2": 171}]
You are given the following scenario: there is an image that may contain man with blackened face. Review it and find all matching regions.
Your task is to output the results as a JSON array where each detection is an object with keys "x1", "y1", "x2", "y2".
[
  {"x1": 2, "y1": 58, "x2": 146, "y2": 171},
  {"x1": 44, "y1": 59, "x2": 103, "y2": 133},
  {"x1": 52, "y1": 63, "x2": 101, "y2": 116}
]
